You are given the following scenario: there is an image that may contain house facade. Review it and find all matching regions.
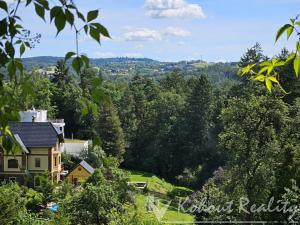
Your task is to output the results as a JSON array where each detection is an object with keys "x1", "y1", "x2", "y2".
[
  {"x1": 0, "y1": 122, "x2": 64, "y2": 186},
  {"x1": 66, "y1": 160, "x2": 94, "y2": 185}
]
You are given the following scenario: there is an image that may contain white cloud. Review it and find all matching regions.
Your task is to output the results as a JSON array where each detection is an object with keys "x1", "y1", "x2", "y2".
[
  {"x1": 95, "y1": 52, "x2": 116, "y2": 58},
  {"x1": 144, "y1": 0, "x2": 206, "y2": 19},
  {"x1": 163, "y1": 27, "x2": 191, "y2": 37},
  {"x1": 124, "y1": 28, "x2": 161, "y2": 41},
  {"x1": 124, "y1": 26, "x2": 191, "y2": 42},
  {"x1": 123, "y1": 52, "x2": 143, "y2": 58}
]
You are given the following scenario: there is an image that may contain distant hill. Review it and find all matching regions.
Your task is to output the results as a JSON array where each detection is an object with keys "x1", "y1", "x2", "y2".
[
  {"x1": 21, "y1": 56, "x2": 238, "y2": 84},
  {"x1": 21, "y1": 56, "x2": 160, "y2": 69}
]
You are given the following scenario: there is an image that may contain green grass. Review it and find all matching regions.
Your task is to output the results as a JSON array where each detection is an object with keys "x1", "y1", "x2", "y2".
[{"x1": 128, "y1": 170, "x2": 195, "y2": 224}]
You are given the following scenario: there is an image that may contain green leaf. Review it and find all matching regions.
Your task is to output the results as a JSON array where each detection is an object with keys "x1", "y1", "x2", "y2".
[
  {"x1": 254, "y1": 74, "x2": 265, "y2": 82},
  {"x1": 89, "y1": 26, "x2": 100, "y2": 43},
  {"x1": 65, "y1": 9, "x2": 74, "y2": 26},
  {"x1": 265, "y1": 78, "x2": 272, "y2": 92},
  {"x1": 0, "y1": 19, "x2": 7, "y2": 36},
  {"x1": 287, "y1": 26, "x2": 294, "y2": 39},
  {"x1": 87, "y1": 10, "x2": 98, "y2": 22},
  {"x1": 84, "y1": 25, "x2": 89, "y2": 34},
  {"x1": 294, "y1": 56, "x2": 300, "y2": 77},
  {"x1": 268, "y1": 76, "x2": 279, "y2": 83},
  {"x1": 34, "y1": 3, "x2": 45, "y2": 21},
  {"x1": 258, "y1": 66, "x2": 268, "y2": 74},
  {"x1": 54, "y1": 14, "x2": 66, "y2": 36},
  {"x1": 296, "y1": 42, "x2": 300, "y2": 53},
  {"x1": 275, "y1": 24, "x2": 292, "y2": 42},
  {"x1": 72, "y1": 57, "x2": 81, "y2": 73},
  {"x1": 91, "y1": 23, "x2": 110, "y2": 38},
  {"x1": 50, "y1": 6, "x2": 62, "y2": 23},
  {"x1": 0, "y1": 1, "x2": 8, "y2": 12},
  {"x1": 36, "y1": 0, "x2": 49, "y2": 10},
  {"x1": 65, "y1": 51, "x2": 76, "y2": 61},
  {"x1": 20, "y1": 43, "x2": 25, "y2": 57},
  {"x1": 5, "y1": 41, "x2": 15, "y2": 58},
  {"x1": 77, "y1": 10, "x2": 85, "y2": 22},
  {"x1": 285, "y1": 53, "x2": 296, "y2": 64},
  {"x1": 26, "y1": 0, "x2": 33, "y2": 6}
]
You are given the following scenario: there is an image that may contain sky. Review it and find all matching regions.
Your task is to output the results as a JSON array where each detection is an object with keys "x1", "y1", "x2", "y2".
[{"x1": 7, "y1": 0, "x2": 300, "y2": 62}]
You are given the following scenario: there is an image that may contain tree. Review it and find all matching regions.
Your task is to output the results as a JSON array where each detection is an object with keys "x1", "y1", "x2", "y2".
[
  {"x1": 219, "y1": 95, "x2": 289, "y2": 220},
  {"x1": 239, "y1": 42, "x2": 266, "y2": 68},
  {"x1": 51, "y1": 80, "x2": 82, "y2": 137},
  {"x1": 97, "y1": 102, "x2": 125, "y2": 162},
  {"x1": 179, "y1": 75, "x2": 214, "y2": 184},
  {"x1": 0, "y1": 182, "x2": 26, "y2": 224},
  {"x1": 68, "y1": 166, "x2": 129, "y2": 225},
  {"x1": 52, "y1": 60, "x2": 71, "y2": 85}
]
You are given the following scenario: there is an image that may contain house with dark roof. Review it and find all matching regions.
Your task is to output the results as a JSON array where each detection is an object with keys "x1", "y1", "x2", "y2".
[
  {"x1": 66, "y1": 160, "x2": 95, "y2": 185},
  {"x1": 0, "y1": 122, "x2": 64, "y2": 186}
]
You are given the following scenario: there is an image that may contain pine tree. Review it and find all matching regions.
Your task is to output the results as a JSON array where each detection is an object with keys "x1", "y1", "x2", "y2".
[
  {"x1": 178, "y1": 75, "x2": 214, "y2": 181},
  {"x1": 97, "y1": 103, "x2": 125, "y2": 162}
]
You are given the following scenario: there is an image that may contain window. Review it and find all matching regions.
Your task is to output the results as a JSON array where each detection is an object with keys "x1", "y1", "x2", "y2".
[
  {"x1": 54, "y1": 157, "x2": 57, "y2": 166},
  {"x1": 78, "y1": 167, "x2": 82, "y2": 171},
  {"x1": 58, "y1": 156, "x2": 61, "y2": 164},
  {"x1": 35, "y1": 158, "x2": 41, "y2": 168},
  {"x1": 8, "y1": 159, "x2": 18, "y2": 168}
]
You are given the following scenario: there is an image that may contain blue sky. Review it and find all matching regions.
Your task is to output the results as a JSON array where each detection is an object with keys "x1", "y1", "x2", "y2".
[{"x1": 13, "y1": 0, "x2": 300, "y2": 62}]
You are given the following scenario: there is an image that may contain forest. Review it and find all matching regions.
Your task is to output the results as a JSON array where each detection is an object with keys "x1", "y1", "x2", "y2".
[{"x1": 1, "y1": 0, "x2": 300, "y2": 224}]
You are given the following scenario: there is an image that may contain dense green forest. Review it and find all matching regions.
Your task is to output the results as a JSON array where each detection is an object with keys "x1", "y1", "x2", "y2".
[{"x1": 3, "y1": 42, "x2": 300, "y2": 223}]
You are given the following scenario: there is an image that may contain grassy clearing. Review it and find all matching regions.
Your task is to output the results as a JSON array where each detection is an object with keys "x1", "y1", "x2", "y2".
[{"x1": 128, "y1": 170, "x2": 195, "y2": 224}]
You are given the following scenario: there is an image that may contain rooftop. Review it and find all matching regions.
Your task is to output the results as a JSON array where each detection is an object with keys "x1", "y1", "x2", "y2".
[{"x1": 10, "y1": 122, "x2": 63, "y2": 148}]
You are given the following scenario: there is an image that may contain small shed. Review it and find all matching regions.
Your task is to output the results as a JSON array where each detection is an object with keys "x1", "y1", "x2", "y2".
[{"x1": 66, "y1": 160, "x2": 94, "y2": 185}]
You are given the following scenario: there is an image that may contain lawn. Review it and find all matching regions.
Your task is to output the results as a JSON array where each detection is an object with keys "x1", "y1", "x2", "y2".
[{"x1": 128, "y1": 170, "x2": 195, "y2": 224}]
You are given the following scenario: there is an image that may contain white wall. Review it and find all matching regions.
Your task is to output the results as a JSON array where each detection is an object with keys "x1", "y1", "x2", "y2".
[
  {"x1": 64, "y1": 142, "x2": 88, "y2": 156},
  {"x1": 20, "y1": 110, "x2": 47, "y2": 122}
]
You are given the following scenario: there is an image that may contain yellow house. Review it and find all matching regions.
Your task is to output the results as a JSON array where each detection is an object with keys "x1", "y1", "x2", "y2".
[
  {"x1": 0, "y1": 122, "x2": 64, "y2": 186},
  {"x1": 66, "y1": 160, "x2": 94, "y2": 185}
]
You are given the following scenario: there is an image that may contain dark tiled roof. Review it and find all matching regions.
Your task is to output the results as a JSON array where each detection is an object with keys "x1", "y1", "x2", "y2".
[
  {"x1": 10, "y1": 122, "x2": 62, "y2": 148},
  {"x1": 79, "y1": 160, "x2": 95, "y2": 174}
]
